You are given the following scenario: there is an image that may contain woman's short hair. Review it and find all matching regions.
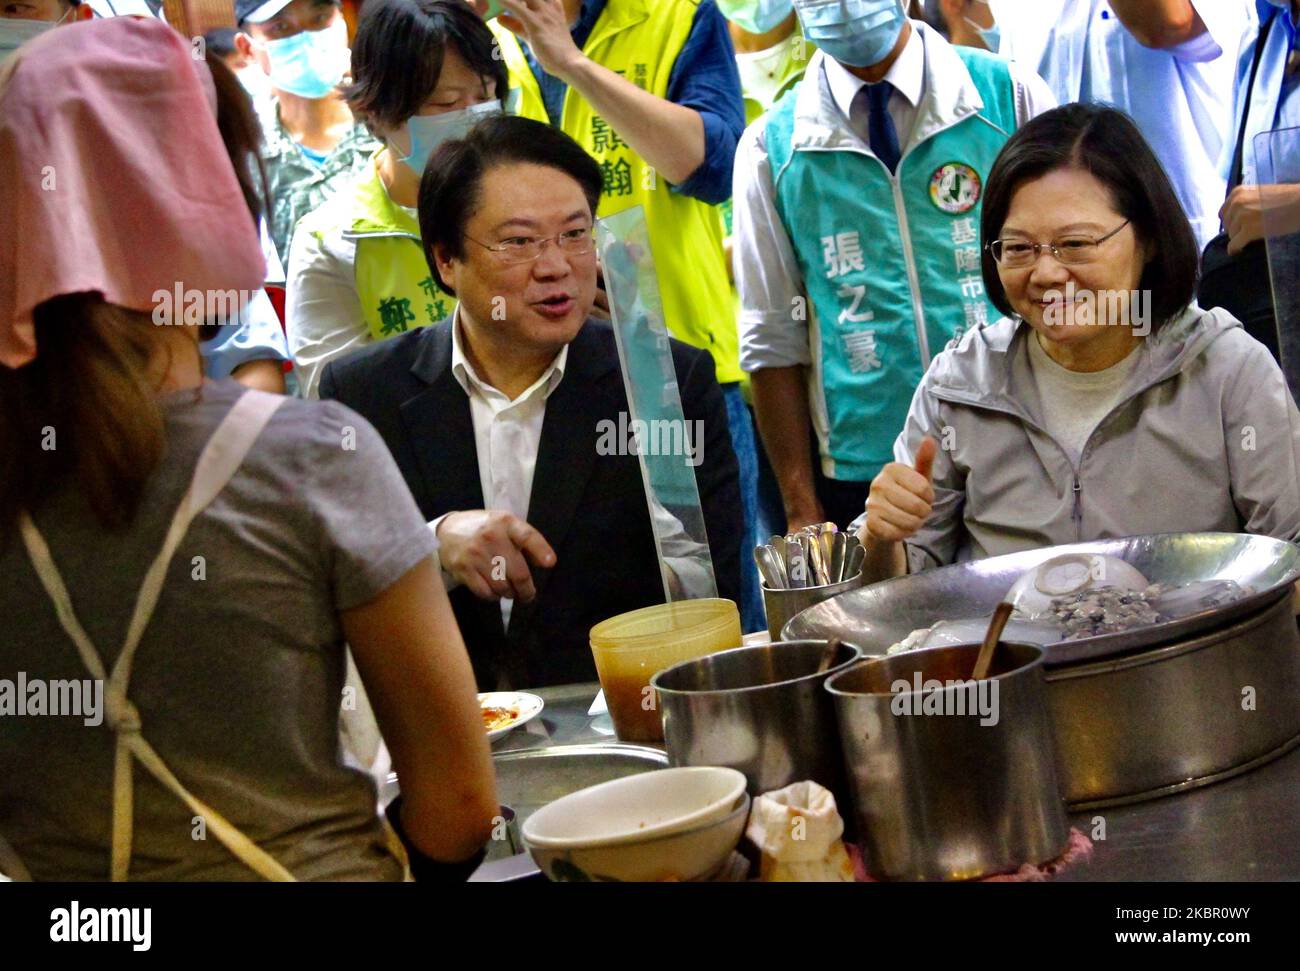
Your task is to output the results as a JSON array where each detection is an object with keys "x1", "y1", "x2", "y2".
[
  {"x1": 979, "y1": 103, "x2": 1200, "y2": 332},
  {"x1": 341, "y1": 0, "x2": 508, "y2": 131},
  {"x1": 418, "y1": 115, "x2": 604, "y2": 296}
]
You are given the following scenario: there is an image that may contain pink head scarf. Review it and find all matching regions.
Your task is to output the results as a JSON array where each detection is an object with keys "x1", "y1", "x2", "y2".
[{"x1": 0, "y1": 17, "x2": 265, "y2": 369}]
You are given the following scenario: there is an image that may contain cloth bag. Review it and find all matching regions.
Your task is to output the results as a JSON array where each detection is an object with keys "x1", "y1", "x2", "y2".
[{"x1": 745, "y1": 780, "x2": 855, "y2": 882}]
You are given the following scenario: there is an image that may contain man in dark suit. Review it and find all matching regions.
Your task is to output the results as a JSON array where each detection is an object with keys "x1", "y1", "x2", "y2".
[{"x1": 320, "y1": 115, "x2": 742, "y2": 690}]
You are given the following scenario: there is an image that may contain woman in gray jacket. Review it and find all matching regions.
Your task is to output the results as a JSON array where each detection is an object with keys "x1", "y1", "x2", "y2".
[{"x1": 861, "y1": 104, "x2": 1300, "y2": 580}]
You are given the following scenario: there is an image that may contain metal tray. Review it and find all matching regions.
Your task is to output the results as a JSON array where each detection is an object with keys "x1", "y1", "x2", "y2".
[
  {"x1": 783, "y1": 532, "x2": 1300, "y2": 664},
  {"x1": 384, "y1": 743, "x2": 668, "y2": 881},
  {"x1": 384, "y1": 742, "x2": 667, "y2": 823}
]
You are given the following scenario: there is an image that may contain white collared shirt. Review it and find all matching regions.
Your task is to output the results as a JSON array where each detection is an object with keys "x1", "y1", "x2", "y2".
[
  {"x1": 822, "y1": 20, "x2": 927, "y2": 150},
  {"x1": 435, "y1": 308, "x2": 569, "y2": 627}
]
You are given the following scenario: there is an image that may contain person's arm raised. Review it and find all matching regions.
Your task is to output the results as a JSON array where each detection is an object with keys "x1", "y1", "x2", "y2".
[
  {"x1": 343, "y1": 558, "x2": 498, "y2": 865},
  {"x1": 859, "y1": 436, "x2": 937, "y2": 583},
  {"x1": 1107, "y1": 0, "x2": 1206, "y2": 50},
  {"x1": 496, "y1": 0, "x2": 707, "y2": 186}
]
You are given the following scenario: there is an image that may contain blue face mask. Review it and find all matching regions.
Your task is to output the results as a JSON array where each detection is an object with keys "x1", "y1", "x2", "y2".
[
  {"x1": 392, "y1": 99, "x2": 504, "y2": 174},
  {"x1": 793, "y1": 0, "x2": 906, "y2": 68},
  {"x1": 965, "y1": 17, "x2": 1001, "y2": 52},
  {"x1": 261, "y1": 18, "x2": 349, "y2": 100},
  {"x1": 716, "y1": 0, "x2": 795, "y2": 35},
  {"x1": 0, "y1": 16, "x2": 60, "y2": 65}
]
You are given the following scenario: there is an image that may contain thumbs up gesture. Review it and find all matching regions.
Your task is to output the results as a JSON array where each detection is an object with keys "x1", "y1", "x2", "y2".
[{"x1": 864, "y1": 436, "x2": 938, "y2": 544}]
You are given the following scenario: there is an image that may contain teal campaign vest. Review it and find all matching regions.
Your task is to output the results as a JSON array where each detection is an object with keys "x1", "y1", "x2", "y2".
[{"x1": 765, "y1": 48, "x2": 1017, "y2": 482}]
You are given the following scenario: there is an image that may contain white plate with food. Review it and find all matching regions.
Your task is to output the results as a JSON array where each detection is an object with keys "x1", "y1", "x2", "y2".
[{"x1": 480, "y1": 692, "x2": 545, "y2": 742}]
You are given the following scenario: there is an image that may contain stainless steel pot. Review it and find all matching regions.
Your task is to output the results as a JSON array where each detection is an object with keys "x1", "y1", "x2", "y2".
[
  {"x1": 650, "y1": 640, "x2": 862, "y2": 814},
  {"x1": 1045, "y1": 588, "x2": 1300, "y2": 807},
  {"x1": 826, "y1": 643, "x2": 1068, "y2": 881}
]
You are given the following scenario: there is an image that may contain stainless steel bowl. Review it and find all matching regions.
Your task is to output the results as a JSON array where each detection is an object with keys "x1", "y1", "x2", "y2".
[
  {"x1": 826, "y1": 643, "x2": 1068, "y2": 881},
  {"x1": 651, "y1": 640, "x2": 862, "y2": 815},
  {"x1": 784, "y1": 533, "x2": 1300, "y2": 807}
]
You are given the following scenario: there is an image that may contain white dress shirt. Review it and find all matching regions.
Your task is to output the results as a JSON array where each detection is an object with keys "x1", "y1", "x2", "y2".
[
  {"x1": 822, "y1": 20, "x2": 928, "y2": 151},
  {"x1": 435, "y1": 309, "x2": 568, "y2": 627}
]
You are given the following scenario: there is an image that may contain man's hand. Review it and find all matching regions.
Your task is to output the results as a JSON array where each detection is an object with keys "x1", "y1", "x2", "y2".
[
  {"x1": 435, "y1": 510, "x2": 557, "y2": 602},
  {"x1": 499, "y1": 0, "x2": 585, "y2": 83},
  {"x1": 864, "y1": 436, "x2": 937, "y2": 544},
  {"x1": 1222, "y1": 183, "x2": 1300, "y2": 255}
]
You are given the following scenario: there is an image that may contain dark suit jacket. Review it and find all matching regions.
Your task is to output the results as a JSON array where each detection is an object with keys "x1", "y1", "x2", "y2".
[{"x1": 319, "y1": 318, "x2": 743, "y2": 689}]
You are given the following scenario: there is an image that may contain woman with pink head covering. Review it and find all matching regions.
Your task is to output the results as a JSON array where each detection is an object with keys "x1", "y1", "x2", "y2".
[{"x1": 0, "y1": 16, "x2": 496, "y2": 881}]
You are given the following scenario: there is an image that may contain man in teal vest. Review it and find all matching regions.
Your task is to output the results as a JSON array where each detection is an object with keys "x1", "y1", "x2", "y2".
[{"x1": 733, "y1": 0, "x2": 1054, "y2": 530}]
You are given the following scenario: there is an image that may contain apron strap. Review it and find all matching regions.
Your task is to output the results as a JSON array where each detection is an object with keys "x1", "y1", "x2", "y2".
[{"x1": 18, "y1": 389, "x2": 294, "y2": 882}]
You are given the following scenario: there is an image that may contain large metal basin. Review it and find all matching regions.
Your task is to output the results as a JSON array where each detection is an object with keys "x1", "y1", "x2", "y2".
[
  {"x1": 782, "y1": 532, "x2": 1300, "y2": 664},
  {"x1": 783, "y1": 533, "x2": 1300, "y2": 807}
]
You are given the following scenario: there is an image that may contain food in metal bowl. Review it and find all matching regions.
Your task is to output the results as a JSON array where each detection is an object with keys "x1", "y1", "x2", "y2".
[{"x1": 1039, "y1": 586, "x2": 1162, "y2": 638}]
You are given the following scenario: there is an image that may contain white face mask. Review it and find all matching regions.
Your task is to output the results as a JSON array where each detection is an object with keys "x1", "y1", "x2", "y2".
[{"x1": 0, "y1": 16, "x2": 60, "y2": 64}]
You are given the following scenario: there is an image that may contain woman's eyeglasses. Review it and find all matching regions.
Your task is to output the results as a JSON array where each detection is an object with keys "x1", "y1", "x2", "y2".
[
  {"x1": 464, "y1": 228, "x2": 596, "y2": 265},
  {"x1": 987, "y1": 219, "x2": 1130, "y2": 268}
]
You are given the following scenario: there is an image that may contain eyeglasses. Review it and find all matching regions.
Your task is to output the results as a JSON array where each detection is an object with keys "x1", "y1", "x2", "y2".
[
  {"x1": 987, "y1": 220, "x2": 1131, "y2": 268},
  {"x1": 463, "y1": 228, "x2": 596, "y2": 265}
]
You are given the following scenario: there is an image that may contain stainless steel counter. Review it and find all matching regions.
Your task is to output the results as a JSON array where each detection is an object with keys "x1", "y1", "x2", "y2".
[{"x1": 501, "y1": 682, "x2": 1300, "y2": 881}]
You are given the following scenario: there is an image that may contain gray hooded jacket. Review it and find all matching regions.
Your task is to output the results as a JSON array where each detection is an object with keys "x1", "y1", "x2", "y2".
[{"x1": 892, "y1": 306, "x2": 1300, "y2": 572}]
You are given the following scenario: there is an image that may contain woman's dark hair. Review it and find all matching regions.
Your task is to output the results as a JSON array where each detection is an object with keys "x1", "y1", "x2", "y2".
[
  {"x1": 206, "y1": 50, "x2": 267, "y2": 231},
  {"x1": 341, "y1": 0, "x2": 509, "y2": 131},
  {"x1": 979, "y1": 103, "x2": 1199, "y2": 331},
  {"x1": 0, "y1": 58, "x2": 268, "y2": 535},
  {"x1": 417, "y1": 115, "x2": 603, "y2": 296},
  {"x1": 203, "y1": 26, "x2": 240, "y2": 58}
]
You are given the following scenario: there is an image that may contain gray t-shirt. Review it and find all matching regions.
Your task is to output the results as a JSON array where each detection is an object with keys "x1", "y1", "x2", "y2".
[
  {"x1": 0, "y1": 380, "x2": 437, "y2": 881},
  {"x1": 1027, "y1": 333, "x2": 1143, "y2": 463}
]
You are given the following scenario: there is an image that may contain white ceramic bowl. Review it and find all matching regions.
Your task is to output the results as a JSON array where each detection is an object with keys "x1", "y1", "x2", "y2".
[
  {"x1": 521, "y1": 766, "x2": 747, "y2": 849},
  {"x1": 1006, "y1": 553, "x2": 1150, "y2": 617},
  {"x1": 525, "y1": 793, "x2": 751, "y2": 883}
]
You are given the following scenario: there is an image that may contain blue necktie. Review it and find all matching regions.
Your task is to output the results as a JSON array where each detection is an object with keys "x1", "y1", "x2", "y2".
[{"x1": 864, "y1": 81, "x2": 901, "y2": 175}]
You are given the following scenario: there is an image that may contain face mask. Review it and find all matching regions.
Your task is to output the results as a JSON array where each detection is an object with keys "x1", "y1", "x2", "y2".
[
  {"x1": 964, "y1": 17, "x2": 1001, "y2": 51},
  {"x1": 0, "y1": 16, "x2": 59, "y2": 64},
  {"x1": 716, "y1": 0, "x2": 794, "y2": 35},
  {"x1": 793, "y1": 0, "x2": 906, "y2": 68},
  {"x1": 964, "y1": 0, "x2": 1000, "y2": 52},
  {"x1": 261, "y1": 17, "x2": 349, "y2": 100},
  {"x1": 391, "y1": 99, "x2": 503, "y2": 174},
  {"x1": 236, "y1": 63, "x2": 274, "y2": 105}
]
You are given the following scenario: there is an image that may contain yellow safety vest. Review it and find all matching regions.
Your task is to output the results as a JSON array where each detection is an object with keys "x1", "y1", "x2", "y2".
[
  {"x1": 305, "y1": 151, "x2": 453, "y2": 342},
  {"x1": 491, "y1": 2, "x2": 742, "y2": 384}
]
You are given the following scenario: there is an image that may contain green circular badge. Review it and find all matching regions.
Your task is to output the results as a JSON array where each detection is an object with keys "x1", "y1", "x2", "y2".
[{"x1": 929, "y1": 162, "x2": 981, "y2": 214}]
